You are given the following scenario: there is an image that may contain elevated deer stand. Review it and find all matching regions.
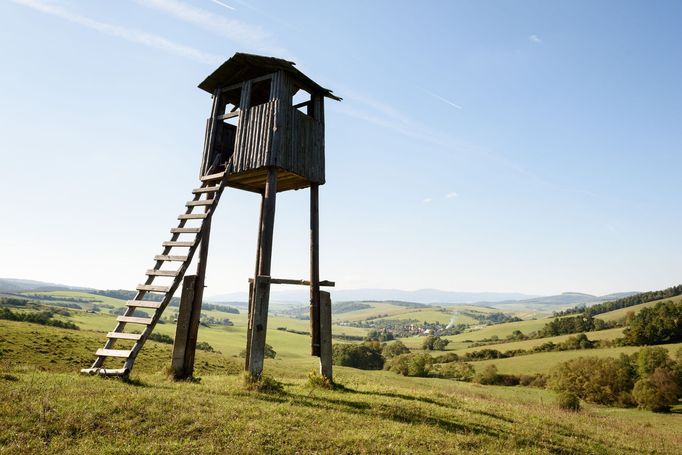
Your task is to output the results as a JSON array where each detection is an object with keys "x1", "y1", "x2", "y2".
[{"x1": 82, "y1": 53, "x2": 340, "y2": 381}]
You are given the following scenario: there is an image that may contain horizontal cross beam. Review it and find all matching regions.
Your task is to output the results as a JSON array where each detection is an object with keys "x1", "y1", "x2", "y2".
[{"x1": 248, "y1": 277, "x2": 335, "y2": 287}]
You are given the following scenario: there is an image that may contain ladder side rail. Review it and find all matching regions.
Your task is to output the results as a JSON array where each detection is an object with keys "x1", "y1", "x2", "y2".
[
  {"x1": 89, "y1": 182, "x2": 217, "y2": 369},
  {"x1": 123, "y1": 174, "x2": 230, "y2": 372}
]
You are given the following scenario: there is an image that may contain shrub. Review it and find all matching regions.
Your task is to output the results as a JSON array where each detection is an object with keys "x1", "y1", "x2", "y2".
[
  {"x1": 475, "y1": 365, "x2": 499, "y2": 385},
  {"x1": 422, "y1": 336, "x2": 450, "y2": 351},
  {"x1": 239, "y1": 343, "x2": 276, "y2": 359},
  {"x1": 332, "y1": 343, "x2": 384, "y2": 370},
  {"x1": 148, "y1": 333, "x2": 174, "y2": 344},
  {"x1": 634, "y1": 347, "x2": 675, "y2": 378},
  {"x1": 464, "y1": 349, "x2": 506, "y2": 361},
  {"x1": 385, "y1": 353, "x2": 433, "y2": 377},
  {"x1": 632, "y1": 368, "x2": 680, "y2": 412},
  {"x1": 548, "y1": 356, "x2": 635, "y2": 406},
  {"x1": 519, "y1": 374, "x2": 547, "y2": 388},
  {"x1": 382, "y1": 340, "x2": 410, "y2": 359},
  {"x1": 365, "y1": 329, "x2": 394, "y2": 342},
  {"x1": 196, "y1": 341, "x2": 215, "y2": 352},
  {"x1": 242, "y1": 372, "x2": 284, "y2": 394},
  {"x1": 434, "y1": 352, "x2": 459, "y2": 364},
  {"x1": 305, "y1": 369, "x2": 335, "y2": 390},
  {"x1": 436, "y1": 362, "x2": 475, "y2": 381},
  {"x1": 556, "y1": 392, "x2": 581, "y2": 412},
  {"x1": 0, "y1": 308, "x2": 79, "y2": 330}
]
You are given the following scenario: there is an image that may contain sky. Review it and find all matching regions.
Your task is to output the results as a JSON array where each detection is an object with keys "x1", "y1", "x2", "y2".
[{"x1": 1, "y1": 0, "x2": 681, "y2": 297}]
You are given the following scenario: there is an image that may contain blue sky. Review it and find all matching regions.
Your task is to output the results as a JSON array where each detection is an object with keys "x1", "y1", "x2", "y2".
[{"x1": 1, "y1": 0, "x2": 681, "y2": 296}]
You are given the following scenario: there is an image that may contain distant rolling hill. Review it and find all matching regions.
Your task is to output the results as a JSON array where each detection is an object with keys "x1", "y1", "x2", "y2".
[
  {"x1": 0, "y1": 277, "x2": 93, "y2": 293},
  {"x1": 207, "y1": 288, "x2": 538, "y2": 305},
  {"x1": 482, "y1": 291, "x2": 639, "y2": 312}
]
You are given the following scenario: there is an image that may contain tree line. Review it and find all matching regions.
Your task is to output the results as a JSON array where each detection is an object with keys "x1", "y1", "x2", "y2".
[{"x1": 554, "y1": 284, "x2": 682, "y2": 318}]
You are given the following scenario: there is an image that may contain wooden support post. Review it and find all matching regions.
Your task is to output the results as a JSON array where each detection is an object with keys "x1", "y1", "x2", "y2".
[
  {"x1": 248, "y1": 275, "x2": 272, "y2": 378},
  {"x1": 245, "y1": 192, "x2": 265, "y2": 371},
  {"x1": 194, "y1": 216, "x2": 211, "y2": 323},
  {"x1": 319, "y1": 290, "x2": 332, "y2": 380},
  {"x1": 245, "y1": 280, "x2": 254, "y2": 370},
  {"x1": 247, "y1": 168, "x2": 278, "y2": 378},
  {"x1": 310, "y1": 183, "x2": 321, "y2": 356},
  {"x1": 171, "y1": 275, "x2": 201, "y2": 379}
]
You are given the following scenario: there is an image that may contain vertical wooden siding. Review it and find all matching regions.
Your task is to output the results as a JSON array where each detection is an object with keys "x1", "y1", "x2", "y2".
[
  {"x1": 230, "y1": 100, "x2": 277, "y2": 174},
  {"x1": 228, "y1": 70, "x2": 326, "y2": 184}
]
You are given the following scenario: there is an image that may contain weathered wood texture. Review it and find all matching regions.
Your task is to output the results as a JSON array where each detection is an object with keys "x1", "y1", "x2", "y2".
[
  {"x1": 247, "y1": 275, "x2": 272, "y2": 378},
  {"x1": 319, "y1": 291, "x2": 332, "y2": 380},
  {"x1": 248, "y1": 277, "x2": 334, "y2": 287},
  {"x1": 171, "y1": 275, "x2": 201, "y2": 379},
  {"x1": 247, "y1": 167, "x2": 278, "y2": 378},
  {"x1": 245, "y1": 193, "x2": 265, "y2": 370},
  {"x1": 310, "y1": 184, "x2": 321, "y2": 356},
  {"x1": 221, "y1": 70, "x2": 325, "y2": 188}
]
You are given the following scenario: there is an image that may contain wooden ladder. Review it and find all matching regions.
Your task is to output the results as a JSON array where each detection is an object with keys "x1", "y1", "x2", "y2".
[{"x1": 81, "y1": 170, "x2": 229, "y2": 377}]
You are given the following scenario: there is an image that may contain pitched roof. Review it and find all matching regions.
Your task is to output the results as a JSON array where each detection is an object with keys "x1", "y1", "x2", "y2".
[{"x1": 198, "y1": 52, "x2": 341, "y2": 101}]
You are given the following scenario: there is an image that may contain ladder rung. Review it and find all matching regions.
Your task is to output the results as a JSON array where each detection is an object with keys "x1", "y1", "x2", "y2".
[
  {"x1": 162, "y1": 241, "x2": 195, "y2": 248},
  {"x1": 200, "y1": 171, "x2": 226, "y2": 182},
  {"x1": 117, "y1": 315, "x2": 154, "y2": 325},
  {"x1": 107, "y1": 332, "x2": 143, "y2": 340},
  {"x1": 136, "y1": 284, "x2": 170, "y2": 293},
  {"x1": 81, "y1": 367, "x2": 128, "y2": 376},
  {"x1": 178, "y1": 213, "x2": 208, "y2": 220},
  {"x1": 171, "y1": 227, "x2": 201, "y2": 234},
  {"x1": 96, "y1": 349, "x2": 131, "y2": 358},
  {"x1": 154, "y1": 255, "x2": 188, "y2": 262},
  {"x1": 186, "y1": 200, "x2": 214, "y2": 207},
  {"x1": 146, "y1": 269, "x2": 179, "y2": 277},
  {"x1": 126, "y1": 300, "x2": 162, "y2": 309},
  {"x1": 193, "y1": 185, "x2": 220, "y2": 194}
]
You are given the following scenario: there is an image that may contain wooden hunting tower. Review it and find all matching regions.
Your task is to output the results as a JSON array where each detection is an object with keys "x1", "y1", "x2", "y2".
[{"x1": 82, "y1": 53, "x2": 339, "y2": 380}]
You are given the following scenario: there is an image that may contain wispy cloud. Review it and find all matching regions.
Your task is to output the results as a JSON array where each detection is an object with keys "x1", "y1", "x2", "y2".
[
  {"x1": 423, "y1": 198, "x2": 433, "y2": 204},
  {"x1": 209, "y1": 0, "x2": 235, "y2": 11},
  {"x1": 332, "y1": 88, "x2": 597, "y2": 200},
  {"x1": 12, "y1": 0, "x2": 221, "y2": 65},
  {"x1": 529, "y1": 34, "x2": 543, "y2": 44},
  {"x1": 419, "y1": 87, "x2": 463, "y2": 110},
  {"x1": 136, "y1": 0, "x2": 289, "y2": 56},
  {"x1": 446, "y1": 192, "x2": 458, "y2": 199}
]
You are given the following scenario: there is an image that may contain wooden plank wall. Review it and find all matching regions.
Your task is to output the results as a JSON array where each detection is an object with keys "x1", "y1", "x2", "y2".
[
  {"x1": 230, "y1": 100, "x2": 276, "y2": 174},
  {"x1": 226, "y1": 70, "x2": 326, "y2": 185}
]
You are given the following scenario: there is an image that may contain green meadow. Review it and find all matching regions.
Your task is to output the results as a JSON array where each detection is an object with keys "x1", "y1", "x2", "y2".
[{"x1": 1, "y1": 290, "x2": 681, "y2": 453}]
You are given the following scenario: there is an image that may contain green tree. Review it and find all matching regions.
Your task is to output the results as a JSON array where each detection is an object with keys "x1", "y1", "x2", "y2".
[
  {"x1": 331, "y1": 343, "x2": 384, "y2": 370},
  {"x1": 382, "y1": 340, "x2": 410, "y2": 359},
  {"x1": 632, "y1": 368, "x2": 681, "y2": 412},
  {"x1": 624, "y1": 300, "x2": 682, "y2": 345},
  {"x1": 422, "y1": 336, "x2": 450, "y2": 351},
  {"x1": 475, "y1": 365, "x2": 499, "y2": 385},
  {"x1": 548, "y1": 356, "x2": 635, "y2": 406},
  {"x1": 385, "y1": 353, "x2": 433, "y2": 377},
  {"x1": 634, "y1": 347, "x2": 675, "y2": 378},
  {"x1": 437, "y1": 362, "x2": 475, "y2": 381}
]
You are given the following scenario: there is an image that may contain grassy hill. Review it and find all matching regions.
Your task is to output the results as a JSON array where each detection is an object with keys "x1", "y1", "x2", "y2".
[
  {"x1": 1, "y1": 290, "x2": 682, "y2": 453},
  {"x1": 1, "y1": 320, "x2": 681, "y2": 454},
  {"x1": 596, "y1": 294, "x2": 682, "y2": 322},
  {"x1": 471, "y1": 342, "x2": 682, "y2": 375}
]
